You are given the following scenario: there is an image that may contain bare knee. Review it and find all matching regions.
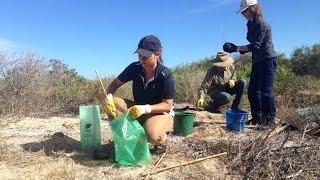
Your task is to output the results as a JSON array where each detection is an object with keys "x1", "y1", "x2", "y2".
[
  {"x1": 143, "y1": 114, "x2": 173, "y2": 145},
  {"x1": 145, "y1": 128, "x2": 167, "y2": 145}
]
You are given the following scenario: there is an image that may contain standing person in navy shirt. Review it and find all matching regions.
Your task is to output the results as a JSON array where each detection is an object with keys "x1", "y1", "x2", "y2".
[
  {"x1": 106, "y1": 35, "x2": 175, "y2": 152},
  {"x1": 223, "y1": 0, "x2": 278, "y2": 126}
]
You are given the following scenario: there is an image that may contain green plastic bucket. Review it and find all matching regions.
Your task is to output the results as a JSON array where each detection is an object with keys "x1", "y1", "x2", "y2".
[
  {"x1": 79, "y1": 105, "x2": 101, "y2": 150},
  {"x1": 173, "y1": 112, "x2": 195, "y2": 136}
]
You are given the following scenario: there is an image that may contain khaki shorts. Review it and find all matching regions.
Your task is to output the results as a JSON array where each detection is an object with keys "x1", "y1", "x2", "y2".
[{"x1": 113, "y1": 97, "x2": 174, "y2": 145}]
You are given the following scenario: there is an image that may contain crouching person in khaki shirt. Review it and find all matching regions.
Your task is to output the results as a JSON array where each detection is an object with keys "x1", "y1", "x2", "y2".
[{"x1": 197, "y1": 51, "x2": 246, "y2": 113}]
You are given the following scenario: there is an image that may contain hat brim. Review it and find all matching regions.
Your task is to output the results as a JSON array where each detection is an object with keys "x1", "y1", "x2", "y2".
[
  {"x1": 134, "y1": 48, "x2": 153, "y2": 57},
  {"x1": 213, "y1": 59, "x2": 234, "y2": 68},
  {"x1": 236, "y1": 6, "x2": 248, "y2": 13}
]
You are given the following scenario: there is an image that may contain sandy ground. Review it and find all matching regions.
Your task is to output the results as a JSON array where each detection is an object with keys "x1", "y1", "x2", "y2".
[{"x1": 0, "y1": 106, "x2": 261, "y2": 179}]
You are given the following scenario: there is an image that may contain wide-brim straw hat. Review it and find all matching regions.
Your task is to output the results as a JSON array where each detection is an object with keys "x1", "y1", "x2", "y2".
[{"x1": 212, "y1": 51, "x2": 234, "y2": 67}]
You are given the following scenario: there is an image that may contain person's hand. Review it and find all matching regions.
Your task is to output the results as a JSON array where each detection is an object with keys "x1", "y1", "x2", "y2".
[
  {"x1": 223, "y1": 42, "x2": 238, "y2": 53},
  {"x1": 197, "y1": 98, "x2": 204, "y2": 107},
  {"x1": 129, "y1": 105, "x2": 152, "y2": 119},
  {"x1": 228, "y1": 79, "x2": 236, "y2": 88},
  {"x1": 104, "y1": 94, "x2": 117, "y2": 119}
]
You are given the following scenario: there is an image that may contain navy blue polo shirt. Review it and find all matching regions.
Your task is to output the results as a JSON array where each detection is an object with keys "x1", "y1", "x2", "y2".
[{"x1": 117, "y1": 61, "x2": 175, "y2": 105}]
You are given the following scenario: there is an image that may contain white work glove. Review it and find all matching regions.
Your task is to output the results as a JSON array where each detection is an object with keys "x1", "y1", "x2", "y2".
[{"x1": 129, "y1": 104, "x2": 152, "y2": 119}]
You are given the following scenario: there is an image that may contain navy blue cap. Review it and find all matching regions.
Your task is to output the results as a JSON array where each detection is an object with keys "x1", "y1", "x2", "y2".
[{"x1": 134, "y1": 35, "x2": 162, "y2": 57}]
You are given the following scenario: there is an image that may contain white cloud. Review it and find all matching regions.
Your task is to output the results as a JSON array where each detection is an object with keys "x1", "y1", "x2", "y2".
[{"x1": 0, "y1": 37, "x2": 19, "y2": 50}]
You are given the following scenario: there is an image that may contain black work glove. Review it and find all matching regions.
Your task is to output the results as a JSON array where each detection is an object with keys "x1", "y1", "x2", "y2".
[{"x1": 223, "y1": 42, "x2": 238, "y2": 53}]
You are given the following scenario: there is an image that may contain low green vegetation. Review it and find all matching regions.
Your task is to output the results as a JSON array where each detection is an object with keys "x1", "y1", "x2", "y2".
[{"x1": 0, "y1": 44, "x2": 319, "y2": 117}]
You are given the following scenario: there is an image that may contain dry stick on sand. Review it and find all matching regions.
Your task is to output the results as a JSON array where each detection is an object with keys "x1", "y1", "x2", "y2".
[
  {"x1": 261, "y1": 125, "x2": 290, "y2": 143},
  {"x1": 286, "y1": 169, "x2": 303, "y2": 179},
  {"x1": 141, "y1": 152, "x2": 227, "y2": 177},
  {"x1": 143, "y1": 152, "x2": 167, "y2": 180}
]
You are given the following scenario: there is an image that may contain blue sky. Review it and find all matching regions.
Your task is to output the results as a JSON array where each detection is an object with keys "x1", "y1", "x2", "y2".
[{"x1": 1, "y1": 0, "x2": 319, "y2": 79}]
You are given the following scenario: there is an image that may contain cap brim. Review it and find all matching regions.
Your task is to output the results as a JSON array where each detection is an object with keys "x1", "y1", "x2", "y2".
[
  {"x1": 236, "y1": 6, "x2": 248, "y2": 13},
  {"x1": 134, "y1": 48, "x2": 153, "y2": 57}
]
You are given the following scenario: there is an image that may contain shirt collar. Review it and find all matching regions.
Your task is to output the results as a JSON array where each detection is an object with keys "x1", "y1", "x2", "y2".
[
  {"x1": 138, "y1": 62, "x2": 164, "y2": 80},
  {"x1": 247, "y1": 15, "x2": 258, "y2": 25}
]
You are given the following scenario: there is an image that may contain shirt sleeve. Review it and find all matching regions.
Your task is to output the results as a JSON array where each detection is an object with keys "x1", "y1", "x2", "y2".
[
  {"x1": 198, "y1": 66, "x2": 215, "y2": 97},
  {"x1": 247, "y1": 21, "x2": 267, "y2": 51},
  {"x1": 117, "y1": 62, "x2": 138, "y2": 83}
]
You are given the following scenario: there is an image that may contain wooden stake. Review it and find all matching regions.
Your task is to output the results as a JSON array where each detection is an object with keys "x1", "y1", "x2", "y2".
[
  {"x1": 141, "y1": 152, "x2": 227, "y2": 177},
  {"x1": 143, "y1": 152, "x2": 166, "y2": 180}
]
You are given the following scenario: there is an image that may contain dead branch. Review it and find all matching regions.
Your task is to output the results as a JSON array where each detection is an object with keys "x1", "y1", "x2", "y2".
[
  {"x1": 286, "y1": 169, "x2": 303, "y2": 179},
  {"x1": 143, "y1": 152, "x2": 166, "y2": 179},
  {"x1": 271, "y1": 144, "x2": 316, "y2": 152},
  {"x1": 141, "y1": 152, "x2": 227, "y2": 177},
  {"x1": 261, "y1": 125, "x2": 289, "y2": 141}
]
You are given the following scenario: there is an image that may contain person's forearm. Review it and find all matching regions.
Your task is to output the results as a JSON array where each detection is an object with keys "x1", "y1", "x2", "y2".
[
  {"x1": 149, "y1": 101, "x2": 173, "y2": 113},
  {"x1": 107, "y1": 78, "x2": 123, "y2": 95},
  {"x1": 107, "y1": 84, "x2": 117, "y2": 95},
  {"x1": 238, "y1": 45, "x2": 250, "y2": 52}
]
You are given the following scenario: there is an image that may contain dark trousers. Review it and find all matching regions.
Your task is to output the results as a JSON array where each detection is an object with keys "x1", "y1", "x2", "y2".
[
  {"x1": 210, "y1": 79, "x2": 246, "y2": 109},
  {"x1": 248, "y1": 57, "x2": 277, "y2": 121}
]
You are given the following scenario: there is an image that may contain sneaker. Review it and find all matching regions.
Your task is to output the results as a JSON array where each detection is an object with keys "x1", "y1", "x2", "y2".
[
  {"x1": 246, "y1": 117, "x2": 261, "y2": 125},
  {"x1": 259, "y1": 116, "x2": 279, "y2": 129},
  {"x1": 262, "y1": 118, "x2": 285, "y2": 127}
]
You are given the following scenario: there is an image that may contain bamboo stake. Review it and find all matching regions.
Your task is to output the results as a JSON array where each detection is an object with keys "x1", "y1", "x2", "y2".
[
  {"x1": 94, "y1": 69, "x2": 107, "y2": 97},
  {"x1": 94, "y1": 69, "x2": 118, "y2": 119},
  {"x1": 143, "y1": 152, "x2": 166, "y2": 180},
  {"x1": 141, "y1": 152, "x2": 227, "y2": 176}
]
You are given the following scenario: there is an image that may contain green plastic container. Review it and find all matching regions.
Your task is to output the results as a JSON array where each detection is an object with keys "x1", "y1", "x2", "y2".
[
  {"x1": 173, "y1": 112, "x2": 195, "y2": 136},
  {"x1": 79, "y1": 105, "x2": 101, "y2": 150}
]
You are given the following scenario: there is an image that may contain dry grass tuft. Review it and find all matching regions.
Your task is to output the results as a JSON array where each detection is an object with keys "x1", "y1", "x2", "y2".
[{"x1": 226, "y1": 131, "x2": 320, "y2": 179}]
